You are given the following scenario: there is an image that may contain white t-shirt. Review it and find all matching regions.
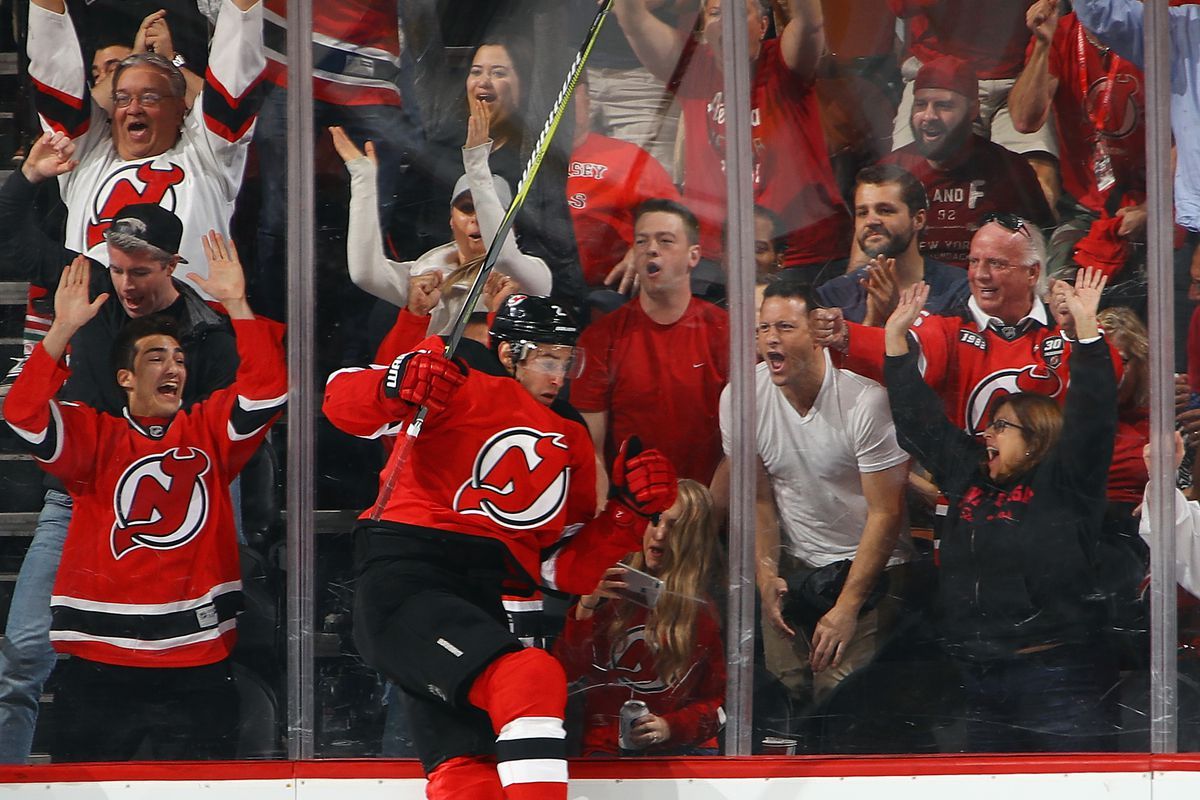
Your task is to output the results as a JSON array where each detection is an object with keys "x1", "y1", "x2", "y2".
[{"x1": 720, "y1": 352, "x2": 913, "y2": 567}]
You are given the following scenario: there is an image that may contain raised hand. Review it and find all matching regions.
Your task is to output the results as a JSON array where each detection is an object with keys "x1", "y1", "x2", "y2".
[
  {"x1": 1026, "y1": 0, "x2": 1059, "y2": 45},
  {"x1": 21, "y1": 132, "x2": 78, "y2": 184},
  {"x1": 884, "y1": 281, "x2": 929, "y2": 356},
  {"x1": 482, "y1": 271, "x2": 518, "y2": 314},
  {"x1": 42, "y1": 256, "x2": 108, "y2": 360},
  {"x1": 466, "y1": 96, "x2": 493, "y2": 150},
  {"x1": 1054, "y1": 266, "x2": 1107, "y2": 340},
  {"x1": 811, "y1": 306, "x2": 848, "y2": 351},
  {"x1": 133, "y1": 9, "x2": 169, "y2": 54},
  {"x1": 191, "y1": 231, "x2": 251, "y2": 319},
  {"x1": 407, "y1": 271, "x2": 444, "y2": 317},
  {"x1": 330, "y1": 126, "x2": 375, "y2": 166}
]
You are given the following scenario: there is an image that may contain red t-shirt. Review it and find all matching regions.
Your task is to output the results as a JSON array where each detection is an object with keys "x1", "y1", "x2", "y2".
[
  {"x1": 1043, "y1": 13, "x2": 1146, "y2": 214},
  {"x1": 882, "y1": 136, "x2": 1055, "y2": 268},
  {"x1": 568, "y1": 131, "x2": 681, "y2": 287},
  {"x1": 889, "y1": 0, "x2": 1034, "y2": 80},
  {"x1": 671, "y1": 39, "x2": 850, "y2": 266},
  {"x1": 572, "y1": 299, "x2": 729, "y2": 484}
]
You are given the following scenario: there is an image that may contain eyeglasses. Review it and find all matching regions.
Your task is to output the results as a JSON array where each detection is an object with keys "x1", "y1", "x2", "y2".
[
  {"x1": 986, "y1": 418, "x2": 1027, "y2": 434},
  {"x1": 113, "y1": 90, "x2": 173, "y2": 108},
  {"x1": 982, "y1": 212, "x2": 1032, "y2": 240}
]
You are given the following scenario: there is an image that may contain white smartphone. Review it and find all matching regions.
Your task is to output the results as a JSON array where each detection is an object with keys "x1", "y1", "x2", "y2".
[{"x1": 612, "y1": 563, "x2": 663, "y2": 609}]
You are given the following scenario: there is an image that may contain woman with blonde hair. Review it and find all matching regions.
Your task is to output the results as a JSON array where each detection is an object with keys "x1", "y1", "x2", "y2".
[{"x1": 554, "y1": 479, "x2": 727, "y2": 756}]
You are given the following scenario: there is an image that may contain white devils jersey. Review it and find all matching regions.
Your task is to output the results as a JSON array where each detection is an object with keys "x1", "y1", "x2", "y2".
[
  {"x1": 3, "y1": 318, "x2": 286, "y2": 668},
  {"x1": 27, "y1": 0, "x2": 264, "y2": 290}
]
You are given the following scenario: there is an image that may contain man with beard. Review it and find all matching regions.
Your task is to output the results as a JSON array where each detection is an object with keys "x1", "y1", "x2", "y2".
[
  {"x1": 882, "y1": 55, "x2": 1053, "y2": 269},
  {"x1": 818, "y1": 165, "x2": 969, "y2": 325}
]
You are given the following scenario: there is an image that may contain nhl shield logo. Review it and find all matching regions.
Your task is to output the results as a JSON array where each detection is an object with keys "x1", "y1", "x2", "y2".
[
  {"x1": 454, "y1": 428, "x2": 571, "y2": 530},
  {"x1": 111, "y1": 447, "x2": 211, "y2": 559}
]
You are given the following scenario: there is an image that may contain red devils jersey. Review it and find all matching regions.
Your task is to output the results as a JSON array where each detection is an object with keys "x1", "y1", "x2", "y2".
[
  {"x1": 27, "y1": 0, "x2": 264, "y2": 285},
  {"x1": 325, "y1": 336, "x2": 643, "y2": 596},
  {"x1": 840, "y1": 305, "x2": 1120, "y2": 435},
  {"x1": 3, "y1": 318, "x2": 287, "y2": 668},
  {"x1": 553, "y1": 601, "x2": 726, "y2": 755}
]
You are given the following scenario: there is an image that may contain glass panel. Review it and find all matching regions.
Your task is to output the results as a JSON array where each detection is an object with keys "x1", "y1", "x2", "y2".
[
  {"x1": 311, "y1": 0, "x2": 734, "y2": 764},
  {"x1": 742, "y1": 0, "x2": 1156, "y2": 755},
  {"x1": 0, "y1": 0, "x2": 289, "y2": 763}
]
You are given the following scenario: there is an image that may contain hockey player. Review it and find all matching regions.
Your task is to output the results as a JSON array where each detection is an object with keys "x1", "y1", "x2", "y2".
[
  {"x1": 3, "y1": 238, "x2": 286, "y2": 761},
  {"x1": 323, "y1": 294, "x2": 678, "y2": 800}
]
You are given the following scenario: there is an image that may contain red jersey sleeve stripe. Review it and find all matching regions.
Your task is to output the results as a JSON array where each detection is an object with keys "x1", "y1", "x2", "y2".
[
  {"x1": 201, "y1": 72, "x2": 264, "y2": 143},
  {"x1": 31, "y1": 77, "x2": 90, "y2": 139}
]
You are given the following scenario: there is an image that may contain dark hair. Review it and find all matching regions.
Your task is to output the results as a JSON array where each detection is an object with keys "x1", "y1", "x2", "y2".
[
  {"x1": 633, "y1": 198, "x2": 701, "y2": 245},
  {"x1": 855, "y1": 164, "x2": 929, "y2": 215},
  {"x1": 112, "y1": 314, "x2": 181, "y2": 374},
  {"x1": 996, "y1": 393, "x2": 1062, "y2": 467},
  {"x1": 473, "y1": 37, "x2": 533, "y2": 99},
  {"x1": 761, "y1": 275, "x2": 822, "y2": 311}
]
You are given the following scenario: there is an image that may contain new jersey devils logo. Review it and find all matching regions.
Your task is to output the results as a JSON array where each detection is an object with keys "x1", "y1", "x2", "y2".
[
  {"x1": 111, "y1": 447, "x2": 211, "y2": 559},
  {"x1": 964, "y1": 365, "x2": 1064, "y2": 435},
  {"x1": 454, "y1": 428, "x2": 571, "y2": 530},
  {"x1": 608, "y1": 625, "x2": 669, "y2": 693},
  {"x1": 87, "y1": 162, "x2": 186, "y2": 250}
]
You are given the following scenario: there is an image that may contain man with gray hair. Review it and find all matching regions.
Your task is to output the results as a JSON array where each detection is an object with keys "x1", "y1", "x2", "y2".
[
  {"x1": 26, "y1": 0, "x2": 264, "y2": 285},
  {"x1": 0, "y1": 149, "x2": 239, "y2": 761},
  {"x1": 812, "y1": 213, "x2": 1117, "y2": 435}
]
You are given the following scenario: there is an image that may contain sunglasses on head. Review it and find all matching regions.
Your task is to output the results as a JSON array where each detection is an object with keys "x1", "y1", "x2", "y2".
[{"x1": 982, "y1": 212, "x2": 1031, "y2": 239}]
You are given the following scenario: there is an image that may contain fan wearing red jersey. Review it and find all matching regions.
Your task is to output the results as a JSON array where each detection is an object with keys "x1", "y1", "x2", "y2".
[
  {"x1": 323, "y1": 295, "x2": 677, "y2": 800},
  {"x1": 3, "y1": 235, "x2": 286, "y2": 761}
]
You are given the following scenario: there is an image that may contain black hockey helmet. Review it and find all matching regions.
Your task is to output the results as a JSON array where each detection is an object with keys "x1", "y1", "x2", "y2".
[{"x1": 490, "y1": 295, "x2": 580, "y2": 348}]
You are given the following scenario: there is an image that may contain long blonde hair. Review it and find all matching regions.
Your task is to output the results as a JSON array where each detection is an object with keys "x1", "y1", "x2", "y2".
[{"x1": 605, "y1": 479, "x2": 725, "y2": 685}]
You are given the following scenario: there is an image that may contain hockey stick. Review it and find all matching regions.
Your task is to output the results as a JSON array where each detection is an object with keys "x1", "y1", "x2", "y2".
[{"x1": 368, "y1": 0, "x2": 615, "y2": 521}]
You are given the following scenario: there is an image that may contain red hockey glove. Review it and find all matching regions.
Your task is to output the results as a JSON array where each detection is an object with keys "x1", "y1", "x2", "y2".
[
  {"x1": 610, "y1": 436, "x2": 677, "y2": 519},
  {"x1": 383, "y1": 351, "x2": 465, "y2": 414}
]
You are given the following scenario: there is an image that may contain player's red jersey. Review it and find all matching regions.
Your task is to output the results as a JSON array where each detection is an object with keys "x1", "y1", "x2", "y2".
[
  {"x1": 882, "y1": 137, "x2": 1055, "y2": 268},
  {"x1": 567, "y1": 131, "x2": 681, "y2": 287},
  {"x1": 324, "y1": 336, "x2": 643, "y2": 597},
  {"x1": 572, "y1": 298, "x2": 729, "y2": 484},
  {"x1": 671, "y1": 38, "x2": 850, "y2": 267},
  {"x1": 3, "y1": 318, "x2": 287, "y2": 668},
  {"x1": 839, "y1": 303, "x2": 1120, "y2": 436}
]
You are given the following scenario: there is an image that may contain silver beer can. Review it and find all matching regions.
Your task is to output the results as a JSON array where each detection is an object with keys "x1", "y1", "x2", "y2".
[{"x1": 618, "y1": 700, "x2": 649, "y2": 750}]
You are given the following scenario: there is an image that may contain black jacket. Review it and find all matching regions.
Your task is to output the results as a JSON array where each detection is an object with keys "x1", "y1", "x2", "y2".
[{"x1": 884, "y1": 338, "x2": 1117, "y2": 661}]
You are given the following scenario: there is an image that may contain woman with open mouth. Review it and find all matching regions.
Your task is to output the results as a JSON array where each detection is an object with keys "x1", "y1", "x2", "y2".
[{"x1": 881, "y1": 267, "x2": 1119, "y2": 753}]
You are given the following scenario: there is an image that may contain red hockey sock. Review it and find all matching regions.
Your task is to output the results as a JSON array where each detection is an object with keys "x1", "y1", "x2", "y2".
[
  {"x1": 468, "y1": 648, "x2": 568, "y2": 800},
  {"x1": 427, "y1": 755, "x2": 505, "y2": 800}
]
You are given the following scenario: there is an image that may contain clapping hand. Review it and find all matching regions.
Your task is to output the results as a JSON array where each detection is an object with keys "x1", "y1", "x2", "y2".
[{"x1": 191, "y1": 231, "x2": 252, "y2": 319}]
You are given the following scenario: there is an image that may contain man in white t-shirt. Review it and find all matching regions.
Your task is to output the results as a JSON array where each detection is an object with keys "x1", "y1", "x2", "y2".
[{"x1": 719, "y1": 278, "x2": 911, "y2": 707}]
